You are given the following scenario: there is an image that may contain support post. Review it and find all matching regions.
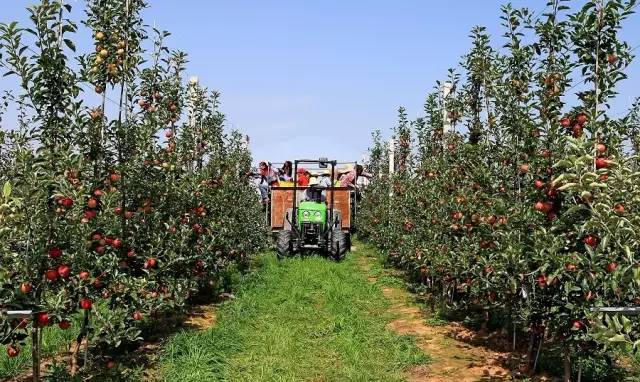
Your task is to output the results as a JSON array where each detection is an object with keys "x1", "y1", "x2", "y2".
[{"x1": 441, "y1": 81, "x2": 453, "y2": 134}]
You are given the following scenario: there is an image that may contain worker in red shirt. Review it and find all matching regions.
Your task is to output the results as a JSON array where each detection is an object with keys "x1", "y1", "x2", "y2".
[{"x1": 297, "y1": 167, "x2": 310, "y2": 187}]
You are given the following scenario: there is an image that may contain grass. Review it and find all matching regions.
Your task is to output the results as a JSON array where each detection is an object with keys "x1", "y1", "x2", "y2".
[
  {"x1": 0, "y1": 314, "x2": 81, "y2": 380},
  {"x1": 160, "y1": 246, "x2": 428, "y2": 382}
]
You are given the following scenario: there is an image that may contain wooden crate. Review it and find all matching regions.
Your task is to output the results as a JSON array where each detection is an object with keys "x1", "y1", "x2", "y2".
[{"x1": 270, "y1": 187, "x2": 351, "y2": 230}]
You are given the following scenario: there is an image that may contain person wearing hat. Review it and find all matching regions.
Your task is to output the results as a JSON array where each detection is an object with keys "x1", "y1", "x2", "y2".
[
  {"x1": 317, "y1": 168, "x2": 333, "y2": 188},
  {"x1": 338, "y1": 164, "x2": 372, "y2": 188},
  {"x1": 337, "y1": 164, "x2": 356, "y2": 187},
  {"x1": 304, "y1": 176, "x2": 326, "y2": 202}
]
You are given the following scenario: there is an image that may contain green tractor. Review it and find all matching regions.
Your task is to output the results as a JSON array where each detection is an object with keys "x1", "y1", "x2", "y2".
[{"x1": 274, "y1": 159, "x2": 350, "y2": 261}]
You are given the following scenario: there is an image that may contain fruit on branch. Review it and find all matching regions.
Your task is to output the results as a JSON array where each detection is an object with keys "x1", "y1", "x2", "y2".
[
  {"x1": 36, "y1": 312, "x2": 50, "y2": 327},
  {"x1": 58, "y1": 264, "x2": 71, "y2": 279},
  {"x1": 49, "y1": 247, "x2": 63, "y2": 259},
  {"x1": 583, "y1": 235, "x2": 599, "y2": 248},
  {"x1": 58, "y1": 320, "x2": 71, "y2": 330},
  {"x1": 6, "y1": 345, "x2": 20, "y2": 358},
  {"x1": 576, "y1": 113, "x2": 588, "y2": 125},
  {"x1": 80, "y1": 298, "x2": 93, "y2": 310},
  {"x1": 46, "y1": 269, "x2": 59, "y2": 281},
  {"x1": 595, "y1": 157, "x2": 610, "y2": 169},
  {"x1": 20, "y1": 282, "x2": 32, "y2": 293}
]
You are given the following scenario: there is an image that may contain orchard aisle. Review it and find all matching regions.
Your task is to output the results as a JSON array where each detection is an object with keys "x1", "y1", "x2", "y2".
[
  {"x1": 160, "y1": 243, "x2": 429, "y2": 382},
  {"x1": 159, "y1": 242, "x2": 521, "y2": 382}
]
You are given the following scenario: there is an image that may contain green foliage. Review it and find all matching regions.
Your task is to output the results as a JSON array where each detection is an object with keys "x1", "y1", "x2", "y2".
[
  {"x1": 0, "y1": 0, "x2": 266, "y2": 378},
  {"x1": 359, "y1": 0, "x2": 640, "y2": 379}
]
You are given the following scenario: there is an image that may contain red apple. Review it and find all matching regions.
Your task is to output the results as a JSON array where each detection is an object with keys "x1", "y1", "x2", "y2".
[
  {"x1": 58, "y1": 320, "x2": 71, "y2": 330},
  {"x1": 7, "y1": 345, "x2": 20, "y2": 358},
  {"x1": 576, "y1": 113, "x2": 588, "y2": 125},
  {"x1": 560, "y1": 117, "x2": 571, "y2": 128},
  {"x1": 606, "y1": 262, "x2": 617, "y2": 273},
  {"x1": 133, "y1": 311, "x2": 143, "y2": 321},
  {"x1": 45, "y1": 269, "x2": 59, "y2": 281},
  {"x1": 79, "y1": 271, "x2": 90, "y2": 280},
  {"x1": 583, "y1": 235, "x2": 598, "y2": 248},
  {"x1": 534, "y1": 180, "x2": 545, "y2": 189},
  {"x1": 36, "y1": 312, "x2": 50, "y2": 327},
  {"x1": 572, "y1": 124, "x2": 583, "y2": 137},
  {"x1": 49, "y1": 247, "x2": 62, "y2": 259},
  {"x1": 144, "y1": 258, "x2": 158, "y2": 269},
  {"x1": 57, "y1": 264, "x2": 71, "y2": 279},
  {"x1": 595, "y1": 157, "x2": 609, "y2": 169},
  {"x1": 79, "y1": 298, "x2": 92, "y2": 310},
  {"x1": 87, "y1": 198, "x2": 98, "y2": 209},
  {"x1": 614, "y1": 204, "x2": 625, "y2": 214}
]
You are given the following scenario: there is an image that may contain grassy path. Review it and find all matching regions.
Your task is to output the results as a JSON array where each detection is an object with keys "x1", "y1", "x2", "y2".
[{"x1": 160, "y1": 243, "x2": 428, "y2": 382}]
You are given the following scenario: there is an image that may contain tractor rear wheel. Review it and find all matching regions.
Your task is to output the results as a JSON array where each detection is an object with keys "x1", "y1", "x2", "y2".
[
  {"x1": 331, "y1": 230, "x2": 348, "y2": 261},
  {"x1": 276, "y1": 230, "x2": 292, "y2": 259}
]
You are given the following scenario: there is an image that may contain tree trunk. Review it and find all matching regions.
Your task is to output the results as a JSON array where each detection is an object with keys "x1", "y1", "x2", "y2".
[{"x1": 563, "y1": 346, "x2": 572, "y2": 382}]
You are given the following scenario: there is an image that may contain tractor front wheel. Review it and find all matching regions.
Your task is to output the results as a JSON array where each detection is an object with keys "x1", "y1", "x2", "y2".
[{"x1": 276, "y1": 230, "x2": 293, "y2": 260}]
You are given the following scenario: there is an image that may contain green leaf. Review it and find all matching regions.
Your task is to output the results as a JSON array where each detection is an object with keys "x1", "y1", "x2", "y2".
[
  {"x1": 2, "y1": 182, "x2": 11, "y2": 198},
  {"x1": 63, "y1": 39, "x2": 75, "y2": 52},
  {"x1": 607, "y1": 334, "x2": 627, "y2": 343}
]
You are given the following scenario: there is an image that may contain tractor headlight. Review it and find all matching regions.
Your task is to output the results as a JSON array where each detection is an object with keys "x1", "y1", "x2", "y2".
[
  {"x1": 314, "y1": 211, "x2": 322, "y2": 218},
  {"x1": 302, "y1": 211, "x2": 310, "y2": 218}
]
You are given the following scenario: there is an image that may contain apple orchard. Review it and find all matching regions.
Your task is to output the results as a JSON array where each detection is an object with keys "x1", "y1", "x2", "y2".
[
  {"x1": 1, "y1": 0, "x2": 640, "y2": 381},
  {"x1": 0, "y1": 0, "x2": 264, "y2": 376},
  {"x1": 359, "y1": 0, "x2": 640, "y2": 378}
]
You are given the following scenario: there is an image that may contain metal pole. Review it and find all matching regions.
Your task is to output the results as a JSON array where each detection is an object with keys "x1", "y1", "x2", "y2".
[
  {"x1": 32, "y1": 326, "x2": 39, "y2": 382},
  {"x1": 388, "y1": 139, "x2": 395, "y2": 177}
]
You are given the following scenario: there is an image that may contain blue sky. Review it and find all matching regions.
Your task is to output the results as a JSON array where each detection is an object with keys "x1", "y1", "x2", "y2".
[{"x1": 1, "y1": 1, "x2": 639, "y2": 164}]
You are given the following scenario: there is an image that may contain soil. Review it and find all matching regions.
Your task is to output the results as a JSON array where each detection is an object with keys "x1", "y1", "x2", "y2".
[{"x1": 357, "y1": 253, "x2": 551, "y2": 382}]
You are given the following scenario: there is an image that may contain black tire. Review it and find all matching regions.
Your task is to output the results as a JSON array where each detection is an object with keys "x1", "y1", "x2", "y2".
[
  {"x1": 276, "y1": 230, "x2": 292, "y2": 259},
  {"x1": 331, "y1": 230, "x2": 348, "y2": 261}
]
